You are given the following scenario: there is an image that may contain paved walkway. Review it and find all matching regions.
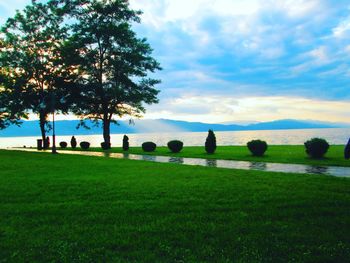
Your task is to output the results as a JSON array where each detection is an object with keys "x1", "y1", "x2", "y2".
[{"x1": 8, "y1": 148, "x2": 350, "y2": 177}]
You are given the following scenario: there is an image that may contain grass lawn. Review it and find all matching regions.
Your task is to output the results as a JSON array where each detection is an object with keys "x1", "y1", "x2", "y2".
[
  {"x1": 71, "y1": 145, "x2": 350, "y2": 167},
  {"x1": 1, "y1": 150, "x2": 350, "y2": 262}
]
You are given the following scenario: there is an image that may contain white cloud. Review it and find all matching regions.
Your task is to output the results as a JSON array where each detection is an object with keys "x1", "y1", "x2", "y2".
[{"x1": 145, "y1": 95, "x2": 350, "y2": 123}]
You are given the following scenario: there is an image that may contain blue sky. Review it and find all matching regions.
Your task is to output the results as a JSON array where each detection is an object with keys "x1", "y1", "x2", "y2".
[{"x1": 1, "y1": 0, "x2": 350, "y2": 123}]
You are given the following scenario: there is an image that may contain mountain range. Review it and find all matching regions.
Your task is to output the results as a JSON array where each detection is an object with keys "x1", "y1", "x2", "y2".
[{"x1": 0, "y1": 118, "x2": 349, "y2": 137}]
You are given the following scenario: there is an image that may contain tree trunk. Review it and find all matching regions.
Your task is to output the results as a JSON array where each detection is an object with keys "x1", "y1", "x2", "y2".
[
  {"x1": 103, "y1": 115, "x2": 111, "y2": 149},
  {"x1": 39, "y1": 112, "x2": 47, "y2": 149}
]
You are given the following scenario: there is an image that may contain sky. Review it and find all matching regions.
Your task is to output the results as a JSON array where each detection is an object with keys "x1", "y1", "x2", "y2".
[{"x1": 1, "y1": 0, "x2": 350, "y2": 124}]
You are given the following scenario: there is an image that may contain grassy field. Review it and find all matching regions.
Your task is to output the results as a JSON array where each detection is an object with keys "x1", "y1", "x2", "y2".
[
  {"x1": 1, "y1": 150, "x2": 350, "y2": 262},
  {"x1": 70, "y1": 145, "x2": 350, "y2": 167}
]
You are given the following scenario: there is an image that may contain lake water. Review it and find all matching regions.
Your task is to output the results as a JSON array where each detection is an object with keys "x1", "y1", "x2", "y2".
[{"x1": 1, "y1": 128, "x2": 350, "y2": 148}]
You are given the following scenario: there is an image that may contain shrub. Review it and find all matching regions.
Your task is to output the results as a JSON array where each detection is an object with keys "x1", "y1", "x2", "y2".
[
  {"x1": 247, "y1": 140, "x2": 268, "y2": 156},
  {"x1": 167, "y1": 140, "x2": 183, "y2": 153},
  {"x1": 80, "y1": 141, "x2": 90, "y2": 150},
  {"x1": 123, "y1": 135, "x2": 129, "y2": 151},
  {"x1": 59, "y1": 141, "x2": 68, "y2": 148},
  {"x1": 345, "y1": 138, "x2": 350, "y2": 159},
  {"x1": 205, "y1": 130, "x2": 216, "y2": 154},
  {"x1": 70, "y1": 136, "x2": 77, "y2": 149},
  {"x1": 142, "y1": 142, "x2": 156, "y2": 152},
  {"x1": 304, "y1": 138, "x2": 329, "y2": 158},
  {"x1": 101, "y1": 142, "x2": 111, "y2": 150}
]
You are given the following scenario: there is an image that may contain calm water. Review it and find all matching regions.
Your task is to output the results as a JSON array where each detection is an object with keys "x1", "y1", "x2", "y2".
[{"x1": 1, "y1": 128, "x2": 350, "y2": 148}]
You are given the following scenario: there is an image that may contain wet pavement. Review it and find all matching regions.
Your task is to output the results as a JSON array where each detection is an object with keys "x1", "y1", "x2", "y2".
[{"x1": 7, "y1": 148, "x2": 350, "y2": 178}]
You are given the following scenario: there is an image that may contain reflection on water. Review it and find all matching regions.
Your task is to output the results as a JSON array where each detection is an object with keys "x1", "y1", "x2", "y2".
[
  {"x1": 249, "y1": 162, "x2": 267, "y2": 171},
  {"x1": 169, "y1": 157, "x2": 184, "y2": 164},
  {"x1": 8, "y1": 148, "x2": 350, "y2": 178},
  {"x1": 206, "y1": 159, "x2": 217, "y2": 167},
  {"x1": 305, "y1": 166, "x2": 329, "y2": 174},
  {"x1": 1, "y1": 128, "x2": 350, "y2": 148}
]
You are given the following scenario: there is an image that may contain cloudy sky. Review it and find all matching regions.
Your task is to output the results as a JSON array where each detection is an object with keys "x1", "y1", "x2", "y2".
[{"x1": 1, "y1": 0, "x2": 350, "y2": 123}]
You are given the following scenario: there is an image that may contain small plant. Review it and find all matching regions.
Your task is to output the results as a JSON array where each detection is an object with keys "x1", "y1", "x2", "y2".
[
  {"x1": 123, "y1": 135, "x2": 129, "y2": 151},
  {"x1": 247, "y1": 140, "x2": 268, "y2": 156},
  {"x1": 101, "y1": 142, "x2": 111, "y2": 150},
  {"x1": 142, "y1": 142, "x2": 156, "y2": 152},
  {"x1": 304, "y1": 138, "x2": 329, "y2": 158},
  {"x1": 59, "y1": 141, "x2": 68, "y2": 149},
  {"x1": 80, "y1": 141, "x2": 90, "y2": 150},
  {"x1": 345, "y1": 138, "x2": 350, "y2": 159},
  {"x1": 70, "y1": 136, "x2": 77, "y2": 149},
  {"x1": 167, "y1": 140, "x2": 183, "y2": 153},
  {"x1": 205, "y1": 129, "x2": 216, "y2": 154}
]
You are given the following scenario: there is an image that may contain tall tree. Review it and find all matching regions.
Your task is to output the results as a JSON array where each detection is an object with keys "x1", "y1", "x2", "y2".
[
  {"x1": 65, "y1": 0, "x2": 161, "y2": 148},
  {"x1": 0, "y1": 0, "x2": 71, "y2": 143}
]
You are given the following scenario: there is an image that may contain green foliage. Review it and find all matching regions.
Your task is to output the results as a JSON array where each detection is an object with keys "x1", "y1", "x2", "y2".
[
  {"x1": 304, "y1": 138, "x2": 330, "y2": 158},
  {"x1": 167, "y1": 140, "x2": 183, "y2": 153},
  {"x1": 247, "y1": 140, "x2": 268, "y2": 156},
  {"x1": 142, "y1": 142, "x2": 156, "y2": 152},
  {"x1": 70, "y1": 136, "x2": 77, "y2": 149},
  {"x1": 0, "y1": 0, "x2": 74, "y2": 138},
  {"x1": 59, "y1": 141, "x2": 68, "y2": 148},
  {"x1": 123, "y1": 135, "x2": 129, "y2": 151},
  {"x1": 205, "y1": 130, "x2": 217, "y2": 154},
  {"x1": 63, "y1": 0, "x2": 161, "y2": 145},
  {"x1": 80, "y1": 141, "x2": 90, "y2": 150}
]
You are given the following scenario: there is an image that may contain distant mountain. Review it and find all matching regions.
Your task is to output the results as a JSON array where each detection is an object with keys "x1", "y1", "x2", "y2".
[{"x1": 0, "y1": 118, "x2": 348, "y2": 137}]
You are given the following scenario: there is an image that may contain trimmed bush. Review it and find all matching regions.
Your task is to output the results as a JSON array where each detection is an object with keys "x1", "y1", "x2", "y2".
[
  {"x1": 205, "y1": 130, "x2": 216, "y2": 154},
  {"x1": 247, "y1": 140, "x2": 268, "y2": 156},
  {"x1": 142, "y1": 142, "x2": 156, "y2": 152},
  {"x1": 59, "y1": 141, "x2": 68, "y2": 149},
  {"x1": 167, "y1": 140, "x2": 183, "y2": 153},
  {"x1": 123, "y1": 135, "x2": 129, "y2": 151},
  {"x1": 304, "y1": 138, "x2": 329, "y2": 158},
  {"x1": 101, "y1": 142, "x2": 111, "y2": 150},
  {"x1": 345, "y1": 138, "x2": 350, "y2": 159},
  {"x1": 80, "y1": 141, "x2": 90, "y2": 150},
  {"x1": 70, "y1": 136, "x2": 77, "y2": 149}
]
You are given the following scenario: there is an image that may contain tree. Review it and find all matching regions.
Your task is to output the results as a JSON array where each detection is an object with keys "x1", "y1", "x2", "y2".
[
  {"x1": 0, "y1": 67, "x2": 28, "y2": 129},
  {"x1": 205, "y1": 129, "x2": 217, "y2": 154},
  {"x1": 0, "y1": 0, "x2": 72, "y2": 144},
  {"x1": 65, "y1": 0, "x2": 161, "y2": 148}
]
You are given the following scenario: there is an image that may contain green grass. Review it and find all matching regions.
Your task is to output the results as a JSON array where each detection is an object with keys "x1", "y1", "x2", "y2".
[
  {"x1": 70, "y1": 145, "x2": 350, "y2": 167},
  {"x1": 1, "y1": 150, "x2": 350, "y2": 262}
]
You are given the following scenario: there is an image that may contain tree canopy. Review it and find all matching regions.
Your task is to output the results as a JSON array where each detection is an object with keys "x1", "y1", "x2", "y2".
[
  {"x1": 64, "y1": 0, "x2": 161, "y2": 147},
  {"x1": 0, "y1": 0, "x2": 72, "y2": 142},
  {"x1": 0, "y1": 0, "x2": 161, "y2": 148}
]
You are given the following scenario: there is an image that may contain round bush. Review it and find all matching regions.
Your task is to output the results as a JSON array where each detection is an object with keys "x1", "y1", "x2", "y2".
[
  {"x1": 80, "y1": 141, "x2": 90, "y2": 150},
  {"x1": 247, "y1": 140, "x2": 268, "y2": 156},
  {"x1": 101, "y1": 142, "x2": 111, "y2": 150},
  {"x1": 59, "y1": 141, "x2": 67, "y2": 148},
  {"x1": 304, "y1": 138, "x2": 329, "y2": 158},
  {"x1": 142, "y1": 142, "x2": 156, "y2": 152},
  {"x1": 167, "y1": 140, "x2": 183, "y2": 153}
]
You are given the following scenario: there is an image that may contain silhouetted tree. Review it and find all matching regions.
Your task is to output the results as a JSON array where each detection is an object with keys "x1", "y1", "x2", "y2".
[
  {"x1": 205, "y1": 130, "x2": 217, "y2": 154},
  {"x1": 123, "y1": 135, "x2": 129, "y2": 151},
  {"x1": 64, "y1": 0, "x2": 161, "y2": 149},
  {"x1": 345, "y1": 138, "x2": 350, "y2": 159},
  {"x1": 70, "y1": 136, "x2": 77, "y2": 149},
  {"x1": 0, "y1": 0, "x2": 73, "y2": 142}
]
